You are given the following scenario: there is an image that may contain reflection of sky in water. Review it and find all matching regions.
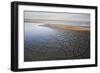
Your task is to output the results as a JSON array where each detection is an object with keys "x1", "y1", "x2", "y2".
[{"x1": 24, "y1": 23, "x2": 57, "y2": 45}]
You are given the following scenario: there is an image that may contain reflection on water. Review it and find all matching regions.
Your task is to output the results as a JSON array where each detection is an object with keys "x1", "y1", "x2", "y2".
[{"x1": 24, "y1": 23, "x2": 57, "y2": 45}]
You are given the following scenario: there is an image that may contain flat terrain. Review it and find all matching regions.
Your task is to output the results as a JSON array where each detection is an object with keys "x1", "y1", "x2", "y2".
[
  {"x1": 41, "y1": 24, "x2": 90, "y2": 31},
  {"x1": 24, "y1": 23, "x2": 90, "y2": 62}
]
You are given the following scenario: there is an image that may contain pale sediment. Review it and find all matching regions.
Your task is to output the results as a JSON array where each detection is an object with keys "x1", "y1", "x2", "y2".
[{"x1": 40, "y1": 24, "x2": 90, "y2": 31}]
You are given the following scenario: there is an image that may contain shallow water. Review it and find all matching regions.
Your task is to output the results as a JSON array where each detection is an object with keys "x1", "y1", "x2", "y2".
[{"x1": 24, "y1": 23, "x2": 90, "y2": 62}]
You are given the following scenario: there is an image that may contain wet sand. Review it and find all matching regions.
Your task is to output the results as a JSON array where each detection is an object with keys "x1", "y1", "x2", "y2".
[
  {"x1": 41, "y1": 24, "x2": 90, "y2": 31},
  {"x1": 24, "y1": 24, "x2": 90, "y2": 62}
]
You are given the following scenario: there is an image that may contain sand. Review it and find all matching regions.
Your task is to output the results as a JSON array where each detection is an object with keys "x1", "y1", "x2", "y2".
[{"x1": 41, "y1": 24, "x2": 90, "y2": 31}]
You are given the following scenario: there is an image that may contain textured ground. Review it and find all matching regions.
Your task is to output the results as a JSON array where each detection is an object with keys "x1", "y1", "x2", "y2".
[{"x1": 24, "y1": 25, "x2": 90, "y2": 62}]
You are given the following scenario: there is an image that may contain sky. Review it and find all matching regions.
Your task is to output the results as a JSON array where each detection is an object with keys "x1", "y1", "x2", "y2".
[{"x1": 24, "y1": 11, "x2": 90, "y2": 26}]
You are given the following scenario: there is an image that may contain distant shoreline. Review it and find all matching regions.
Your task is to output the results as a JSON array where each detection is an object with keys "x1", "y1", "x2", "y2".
[{"x1": 40, "y1": 24, "x2": 90, "y2": 31}]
